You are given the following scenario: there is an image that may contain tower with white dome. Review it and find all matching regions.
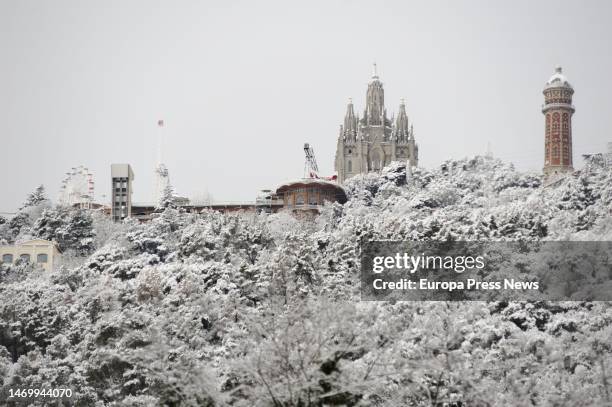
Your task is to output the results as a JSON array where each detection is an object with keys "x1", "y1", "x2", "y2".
[{"x1": 542, "y1": 66, "x2": 575, "y2": 181}]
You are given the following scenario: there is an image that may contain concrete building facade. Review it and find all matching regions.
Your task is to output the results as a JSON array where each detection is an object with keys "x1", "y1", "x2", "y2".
[
  {"x1": 335, "y1": 65, "x2": 418, "y2": 183},
  {"x1": 111, "y1": 164, "x2": 134, "y2": 222},
  {"x1": 543, "y1": 66, "x2": 575, "y2": 182}
]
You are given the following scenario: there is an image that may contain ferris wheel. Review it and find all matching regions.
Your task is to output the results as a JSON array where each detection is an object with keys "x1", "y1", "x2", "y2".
[{"x1": 59, "y1": 166, "x2": 95, "y2": 207}]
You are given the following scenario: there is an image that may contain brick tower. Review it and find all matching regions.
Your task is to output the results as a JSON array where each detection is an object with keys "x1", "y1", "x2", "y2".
[{"x1": 543, "y1": 66, "x2": 575, "y2": 182}]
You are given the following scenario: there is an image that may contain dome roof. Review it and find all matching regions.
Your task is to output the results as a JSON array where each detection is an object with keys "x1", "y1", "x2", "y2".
[
  {"x1": 275, "y1": 178, "x2": 348, "y2": 203},
  {"x1": 545, "y1": 66, "x2": 572, "y2": 89}
]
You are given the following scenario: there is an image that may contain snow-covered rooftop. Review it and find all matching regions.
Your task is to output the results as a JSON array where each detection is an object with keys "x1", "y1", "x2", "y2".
[{"x1": 275, "y1": 178, "x2": 346, "y2": 192}]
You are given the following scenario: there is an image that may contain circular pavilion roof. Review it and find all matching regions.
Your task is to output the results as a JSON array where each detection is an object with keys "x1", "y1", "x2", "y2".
[{"x1": 275, "y1": 178, "x2": 348, "y2": 203}]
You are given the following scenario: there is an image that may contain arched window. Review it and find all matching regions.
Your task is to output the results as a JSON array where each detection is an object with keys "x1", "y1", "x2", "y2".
[
  {"x1": 20, "y1": 254, "x2": 31, "y2": 263},
  {"x1": 37, "y1": 253, "x2": 48, "y2": 263},
  {"x1": 347, "y1": 160, "x2": 352, "y2": 172},
  {"x1": 2, "y1": 254, "x2": 13, "y2": 264},
  {"x1": 296, "y1": 194, "x2": 304, "y2": 206}
]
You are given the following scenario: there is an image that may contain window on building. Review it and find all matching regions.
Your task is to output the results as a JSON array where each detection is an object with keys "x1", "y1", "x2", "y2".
[
  {"x1": 2, "y1": 254, "x2": 13, "y2": 263},
  {"x1": 296, "y1": 194, "x2": 305, "y2": 206},
  {"x1": 308, "y1": 192, "x2": 318, "y2": 205},
  {"x1": 37, "y1": 253, "x2": 48, "y2": 263},
  {"x1": 20, "y1": 254, "x2": 31, "y2": 262},
  {"x1": 347, "y1": 160, "x2": 352, "y2": 172}
]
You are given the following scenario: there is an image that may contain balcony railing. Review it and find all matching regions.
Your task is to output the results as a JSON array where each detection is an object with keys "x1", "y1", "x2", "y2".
[{"x1": 286, "y1": 203, "x2": 322, "y2": 210}]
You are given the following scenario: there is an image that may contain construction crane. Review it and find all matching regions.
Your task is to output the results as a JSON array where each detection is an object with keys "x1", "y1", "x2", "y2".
[
  {"x1": 303, "y1": 143, "x2": 337, "y2": 181},
  {"x1": 304, "y1": 143, "x2": 319, "y2": 178}
]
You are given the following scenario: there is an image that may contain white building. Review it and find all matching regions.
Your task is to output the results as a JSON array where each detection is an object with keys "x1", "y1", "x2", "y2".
[{"x1": 0, "y1": 239, "x2": 61, "y2": 272}]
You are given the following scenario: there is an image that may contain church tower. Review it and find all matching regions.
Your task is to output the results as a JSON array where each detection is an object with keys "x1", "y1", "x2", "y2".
[
  {"x1": 364, "y1": 65, "x2": 386, "y2": 126},
  {"x1": 335, "y1": 65, "x2": 418, "y2": 183},
  {"x1": 542, "y1": 66, "x2": 575, "y2": 182}
]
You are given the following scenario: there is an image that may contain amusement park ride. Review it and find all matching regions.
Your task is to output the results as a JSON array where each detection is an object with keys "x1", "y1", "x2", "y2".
[{"x1": 59, "y1": 166, "x2": 95, "y2": 208}]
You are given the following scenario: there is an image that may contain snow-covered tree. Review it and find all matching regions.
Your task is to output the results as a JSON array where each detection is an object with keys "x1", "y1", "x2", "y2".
[
  {"x1": 156, "y1": 184, "x2": 176, "y2": 212},
  {"x1": 5, "y1": 212, "x2": 30, "y2": 242},
  {"x1": 20, "y1": 184, "x2": 48, "y2": 209},
  {"x1": 1, "y1": 186, "x2": 52, "y2": 243},
  {"x1": 33, "y1": 207, "x2": 95, "y2": 255},
  {"x1": 0, "y1": 155, "x2": 611, "y2": 406}
]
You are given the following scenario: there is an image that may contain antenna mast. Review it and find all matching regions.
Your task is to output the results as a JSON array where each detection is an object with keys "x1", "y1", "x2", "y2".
[{"x1": 154, "y1": 119, "x2": 170, "y2": 203}]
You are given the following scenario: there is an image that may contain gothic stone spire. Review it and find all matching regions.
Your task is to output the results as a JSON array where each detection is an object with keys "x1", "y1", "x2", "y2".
[
  {"x1": 364, "y1": 64, "x2": 385, "y2": 125},
  {"x1": 394, "y1": 98, "x2": 410, "y2": 141},
  {"x1": 342, "y1": 98, "x2": 358, "y2": 141}
]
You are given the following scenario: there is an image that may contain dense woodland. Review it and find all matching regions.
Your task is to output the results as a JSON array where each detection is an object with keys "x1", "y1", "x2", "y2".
[{"x1": 1, "y1": 155, "x2": 612, "y2": 406}]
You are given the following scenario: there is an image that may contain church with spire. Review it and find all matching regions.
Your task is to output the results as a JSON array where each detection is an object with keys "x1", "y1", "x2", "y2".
[{"x1": 334, "y1": 65, "x2": 418, "y2": 183}]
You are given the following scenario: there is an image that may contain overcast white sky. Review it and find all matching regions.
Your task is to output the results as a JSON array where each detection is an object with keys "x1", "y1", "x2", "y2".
[{"x1": 1, "y1": 0, "x2": 612, "y2": 212}]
